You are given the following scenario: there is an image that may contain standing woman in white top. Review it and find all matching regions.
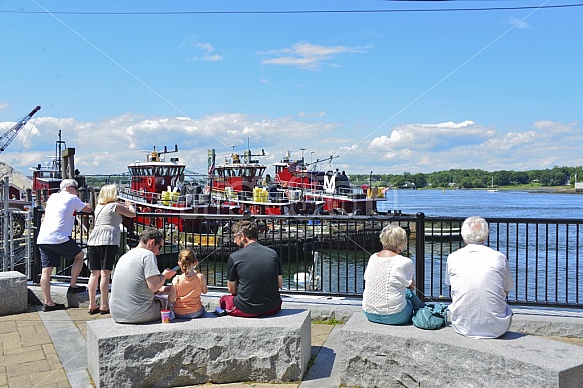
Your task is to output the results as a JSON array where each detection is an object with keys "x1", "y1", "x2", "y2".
[
  {"x1": 362, "y1": 224, "x2": 424, "y2": 325},
  {"x1": 87, "y1": 184, "x2": 136, "y2": 314}
]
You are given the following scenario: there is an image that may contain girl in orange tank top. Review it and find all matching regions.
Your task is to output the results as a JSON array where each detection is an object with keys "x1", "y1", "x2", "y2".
[{"x1": 168, "y1": 249, "x2": 208, "y2": 319}]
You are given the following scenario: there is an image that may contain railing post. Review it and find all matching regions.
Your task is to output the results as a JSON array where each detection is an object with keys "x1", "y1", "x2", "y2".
[
  {"x1": 2, "y1": 176, "x2": 9, "y2": 271},
  {"x1": 31, "y1": 206, "x2": 42, "y2": 283},
  {"x1": 415, "y1": 212, "x2": 425, "y2": 301}
]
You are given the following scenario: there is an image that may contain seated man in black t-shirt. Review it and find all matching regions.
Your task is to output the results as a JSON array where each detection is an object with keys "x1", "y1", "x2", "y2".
[{"x1": 219, "y1": 221, "x2": 283, "y2": 317}]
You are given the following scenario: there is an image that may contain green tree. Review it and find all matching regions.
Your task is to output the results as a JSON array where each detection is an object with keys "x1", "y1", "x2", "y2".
[
  {"x1": 539, "y1": 170, "x2": 551, "y2": 186},
  {"x1": 511, "y1": 171, "x2": 530, "y2": 185},
  {"x1": 549, "y1": 168, "x2": 567, "y2": 186},
  {"x1": 472, "y1": 178, "x2": 486, "y2": 188},
  {"x1": 494, "y1": 170, "x2": 512, "y2": 186},
  {"x1": 460, "y1": 177, "x2": 473, "y2": 188},
  {"x1": 410, "y1": 173, "x2": 427, "y2": 188}
]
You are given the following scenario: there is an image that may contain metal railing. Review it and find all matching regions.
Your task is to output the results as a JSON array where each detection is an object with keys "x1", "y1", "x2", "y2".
[
  {"x1": 0, "y1": 209, "x2": 33, "y2": 275},
  {"x1": 23, "y1": 210, "x2": 583, "y2": 309},
  {"x1": 416, "y1": 215, "x2": 583, "y2": 308}
]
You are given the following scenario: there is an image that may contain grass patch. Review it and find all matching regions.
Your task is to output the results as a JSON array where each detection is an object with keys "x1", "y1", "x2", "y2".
[
  {"x1": 307, "y1": 353, "x2": 317, "y2": 370},
  {"x1": 313, "y1": 318, "x2": 343, "y2": 325}
]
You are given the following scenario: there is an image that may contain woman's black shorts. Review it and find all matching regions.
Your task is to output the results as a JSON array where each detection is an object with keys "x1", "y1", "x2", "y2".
[{"x1": 88, "y1": 245, "x2": 118, "y2": 271}]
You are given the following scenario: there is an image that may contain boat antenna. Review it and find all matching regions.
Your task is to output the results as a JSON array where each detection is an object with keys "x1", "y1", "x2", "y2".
[
  {"x1": 147, "y1": 144, "x2": 179, "y2": 162},
  {"x1": 55, "y1": 130, "x2": 65, "y2": 177},
  {"x1": 306, "y1": 154, "x2": 339, "y2": 169}
]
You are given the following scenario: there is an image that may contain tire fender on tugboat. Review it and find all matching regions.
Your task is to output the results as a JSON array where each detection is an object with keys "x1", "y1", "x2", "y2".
[
  {"x1": 154, "y1": 208, "x2": 163, "y2": 228},
  {"x1": 142, "y1": 206, "x2": 151, "y2": 226}
]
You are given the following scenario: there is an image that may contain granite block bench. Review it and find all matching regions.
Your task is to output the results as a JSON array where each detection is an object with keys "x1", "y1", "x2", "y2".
[
  {"x1": 339, "y1": 312, "x2": 583, "y2": 388},
  {"x1": 0, "y1": 271, "x2": 28, "y2": 315},
  {"x1": 87, "y1": 308, "x2": 311, "y2": 388}
]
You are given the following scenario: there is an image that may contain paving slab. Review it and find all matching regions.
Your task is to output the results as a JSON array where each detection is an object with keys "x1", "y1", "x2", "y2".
[
  {"x1": 299, "y1": 324, "x2": 343, "y2": 388},
  {"x1": 37, "y1": 307, "x2": 92, "y2": 388}
]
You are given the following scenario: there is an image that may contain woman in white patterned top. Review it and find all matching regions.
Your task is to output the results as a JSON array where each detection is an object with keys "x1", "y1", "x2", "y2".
[
  {"x1": 87, "y1": 184, "x2": 136, "y2": 315},
  {"x1": 362, "y1": 224, "x2": 424, "y2": 325}
]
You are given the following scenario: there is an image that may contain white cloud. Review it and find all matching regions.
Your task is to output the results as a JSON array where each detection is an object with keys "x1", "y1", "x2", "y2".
[
  {"x1": 0, "y1": 102, "x2": 8, "y2": 110},
  {"x1": 298, "y1": 111, "x2": 326, "y2": 118},
  {"x1": 1, "y1": 114, "x2": 581, "y2": 180},
  {"x1": 506, "y1": 17, "x2": 530, "y2": 29},
  {"x1": 194, "y1": 42, "x2": 214, "y2": 52},
  {"x1": 369, "y1": 120, "x2": 492, "y2": 152},
  {"x1": 202, "y1": 54, "x2": 222, "y2": 62},
  {"x1": 533, "y1": 120, "x2": 578, "y2": 134},
  {"x1": 481, "y1": 131, "x2": 538, "y2": 151},
  {"x1": 361, "y1": 120, "x2": 583, "y2": 173},
  {"x1": 259, "y1": 42, "x2": 368, "y2": 70},
  {"x1": 182, "y1": 37, "x2": 223, "y2": 62}
]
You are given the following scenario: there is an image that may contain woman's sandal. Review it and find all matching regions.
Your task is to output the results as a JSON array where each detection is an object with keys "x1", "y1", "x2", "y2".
[
  {"x1": 88, "y1": 308, "x2": 100, "y2": 315},
  {"x1": 100, "y1": 309, "x2": 110, "y2": 315}
]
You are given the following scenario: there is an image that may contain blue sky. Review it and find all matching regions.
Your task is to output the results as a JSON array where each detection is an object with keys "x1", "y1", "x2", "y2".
[{"x1": 1, "y1": 1, "x2": 582, "y2": 178}]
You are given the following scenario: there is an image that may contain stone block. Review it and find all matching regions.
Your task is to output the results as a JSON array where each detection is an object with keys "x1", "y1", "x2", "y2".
[
  {"x1": 282, "y1": 296, "x2": 361, "y2": 323},
  {"x1": 339, "y1": 312, "x2": 583, "y2": 388},
  {"x1": 29, "y1": 283, "x2": 90, "y2": 308},
  {"x1": 511, "y1": 313, "x2": 583, "y2": 338},
  {"x1": 66, "y1": 290, "x2": 89, "y2": 308},
  {"x1": 87, "y1": 309, "x2": 311, "y2": 388},
  {"x1": 0, "y1": 271, "x2": 28, "y2": 315}
]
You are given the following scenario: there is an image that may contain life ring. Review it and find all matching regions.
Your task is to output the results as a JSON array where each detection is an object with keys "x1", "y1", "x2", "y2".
[
  {"x1": 204, "y1": 185, "x2": 210, "y2": 195},
  {"x1": 147, "y1": 177, "x2": 153, "y2": 186}
]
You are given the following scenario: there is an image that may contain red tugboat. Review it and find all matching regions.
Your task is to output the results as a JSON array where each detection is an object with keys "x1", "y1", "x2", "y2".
[
  {"x1": 209, "y1": 148, "x2": 324, "y2": 215},
  {"x1": 208, "y1": 147, "x2": 387, "y2": 216},
  {"x1": 117, "y1": 146, "x2": 239, "y2": 232},
  {"x1": 273, "y1": 151, "x2": 386, "y2": 215}
]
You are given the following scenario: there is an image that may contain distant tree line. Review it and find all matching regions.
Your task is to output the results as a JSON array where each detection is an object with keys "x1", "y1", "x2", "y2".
[{"x1": 351, "y1": 166, "x2": 583, "y2": 189}]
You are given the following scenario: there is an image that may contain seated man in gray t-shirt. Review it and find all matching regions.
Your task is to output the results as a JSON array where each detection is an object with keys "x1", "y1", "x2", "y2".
[{"x1": 110, "y1": 228, "x2": 176, "y2": 324}]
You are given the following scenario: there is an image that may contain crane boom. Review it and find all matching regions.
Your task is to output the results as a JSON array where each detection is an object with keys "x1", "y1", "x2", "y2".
[{"x1": 0, "y1": 105, "x2": 41, "y2": 153}]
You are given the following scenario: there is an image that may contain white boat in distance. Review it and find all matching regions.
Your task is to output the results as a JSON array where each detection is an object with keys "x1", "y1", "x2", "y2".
[{"x1": 487, "y1": 175, "x2": 498, "y2": 192}]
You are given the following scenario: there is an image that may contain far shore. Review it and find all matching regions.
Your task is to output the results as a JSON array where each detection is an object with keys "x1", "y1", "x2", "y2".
[{"x1": 407, "y1": 186, "x2": 581, "y2": 194}]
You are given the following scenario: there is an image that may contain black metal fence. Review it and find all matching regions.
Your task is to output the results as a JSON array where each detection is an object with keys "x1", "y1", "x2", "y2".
[{"x1": 27, "y1": 209, "x2": 583, "y2": 309}]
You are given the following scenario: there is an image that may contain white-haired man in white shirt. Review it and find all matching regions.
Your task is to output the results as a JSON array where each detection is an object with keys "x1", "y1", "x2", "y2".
[
  {"x1": 37, "y1": 179, "x2": 93, "y2": 311},
  {"x1": 445, "y1": 216, "x2": 514, "y2": 338}
]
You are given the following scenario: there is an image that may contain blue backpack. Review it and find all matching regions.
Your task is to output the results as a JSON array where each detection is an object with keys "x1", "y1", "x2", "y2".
[{"x1": 412, "y1": 303, "x2": 447, "y2": 330}]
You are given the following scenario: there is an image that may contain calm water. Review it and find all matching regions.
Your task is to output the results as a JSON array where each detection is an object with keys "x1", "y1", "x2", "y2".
[
  {"x1": 378, "y1": 189, "x2": 583, "y2": 219},
  {"x1": 203, "y1": 190, "x2": 583, "y2": 302},
  {"x1": 317, "y1": 190, "x2": 583, "y2": 301}
]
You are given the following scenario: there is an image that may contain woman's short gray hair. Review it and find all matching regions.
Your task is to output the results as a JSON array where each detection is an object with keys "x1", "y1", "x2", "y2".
[
  {"x1": 461, "y1": 216, "x2": 489, "y2": 244},
  {"x1": 379, "y1": 224, "x2": 407, "y2": 253}
]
